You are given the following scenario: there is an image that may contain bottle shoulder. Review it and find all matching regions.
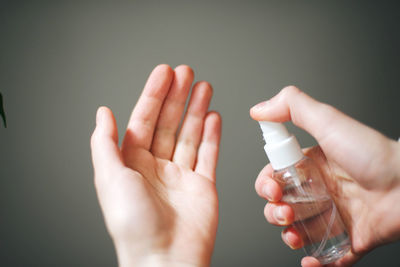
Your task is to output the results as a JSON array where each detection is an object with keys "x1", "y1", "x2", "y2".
[
  {"x1": 272, "y1": 156, "x2": 328, "y2": 196},
  {"x1": 273, "y1": 156, "x2": 316, "y2": 177}
]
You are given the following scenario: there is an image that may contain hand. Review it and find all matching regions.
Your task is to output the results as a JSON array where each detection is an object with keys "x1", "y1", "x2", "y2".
[
  {"x1": 250, "y1": 86, "x2": 400, "y2": 267},
  {"x1": 90, "y1": 65, "x2": 221, "y2": 267}
]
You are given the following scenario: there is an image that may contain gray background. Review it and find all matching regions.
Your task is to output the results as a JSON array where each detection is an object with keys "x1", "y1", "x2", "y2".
[{"x1": 1, "y1": 1, "x2": 399, "y2": 266}]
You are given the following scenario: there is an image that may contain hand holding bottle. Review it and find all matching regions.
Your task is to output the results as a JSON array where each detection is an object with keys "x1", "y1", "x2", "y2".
[
  {"x1": 90, "y1": 65, "x2": 221, "y2": 267},
  {"x1": 250, "y1": 86, "x2": 400, "y2": 267},
  {"x1": 257, "y1": 121, "x2": 351, "y2": 264}
]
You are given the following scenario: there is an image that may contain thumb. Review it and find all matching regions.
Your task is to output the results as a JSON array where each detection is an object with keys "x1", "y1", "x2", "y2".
[
  {"x1": 250, "y1": 86, "x2": 396, "y2": 188},
  {"x1": 91, "y1": 106, "x2": 124, "y2": 177},
  {"x1": 250, "y1": 86, "x2": 364, "y2": 143}
]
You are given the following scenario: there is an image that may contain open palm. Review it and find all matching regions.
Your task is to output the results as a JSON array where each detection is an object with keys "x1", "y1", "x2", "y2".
[{"x1": 91, "y1": 65, "x2": 221, "y2": 266}]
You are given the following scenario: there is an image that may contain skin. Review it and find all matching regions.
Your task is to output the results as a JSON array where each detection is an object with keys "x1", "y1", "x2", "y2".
[
  {"x1": 90, "y1": 64, "x2": 221, "y2": 267},
  {"x1": 90, "y1": 65, "x2": 400, "y2": 267},
  {"x1": 250, "y1": 86, "x2": 400, "y2": 267}
]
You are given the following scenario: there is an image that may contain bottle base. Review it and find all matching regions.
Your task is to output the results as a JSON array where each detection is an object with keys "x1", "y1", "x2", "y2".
[{"x1": 314, "y1": 240, "x2": 351, "y2": 265}]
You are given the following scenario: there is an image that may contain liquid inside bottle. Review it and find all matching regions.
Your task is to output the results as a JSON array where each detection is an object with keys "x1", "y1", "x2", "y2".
[{"x1": 274, "y1": 157, "x2": 351, "y2": 264}]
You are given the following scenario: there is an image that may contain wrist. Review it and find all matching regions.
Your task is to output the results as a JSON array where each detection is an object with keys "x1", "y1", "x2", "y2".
[
  {"x1": 378, "y1": 139, "x2": 400, "y2": 243},
  {"x1": 114, "y1": 240, "x2": 212, "y2": 267},
  {"x1": 117, "y1": 253, "x2": 199, "y2": 267}
]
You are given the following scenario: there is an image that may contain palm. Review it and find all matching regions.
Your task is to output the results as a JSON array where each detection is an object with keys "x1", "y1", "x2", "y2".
[
  {"x1": 91, "y1": 65, "x2": 221, "y2": 266},
  {"x1": 109, "y1": 148, "x2": 218, "y2": 251}
]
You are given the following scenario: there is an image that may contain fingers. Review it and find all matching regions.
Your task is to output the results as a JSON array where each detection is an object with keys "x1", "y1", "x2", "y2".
[
  {"x1": 282, "y1": 226, "x2": 304, "y2": 250},
  {"x1": 151, "y1": 65, "x2": 194, "y2": 159},
  {"x1": 264, "y1": 202, "x2": 294, "y2": 226},
  {"x1": 195, "y1": 112, "x2": 222, "y2": 182},
  {"x1": 301, "y1": 252, "x2": 360, "y2": 267},
  {"x1": 250, "y1": 85, "x2": 391, "y2": 187},
  {"x1": 255, "y1": 164, "x2": 282, "y2": 202},
  {"x1": 254, "y1": 148, "x2": 319, "y2": 201},
  {"x1": 122, "y1": 64, "x2": 174, "y2": 151},
  {"x1": 173, "y1": 81, "x2": 213, "y2": 169},
  {"x1": 256, "y1": 164, "x2": 299, "y2": 247},
  {"x1": 301, "y1": 257, "x2": 322, "y2": 267},
  {"x1": 256, "y1": 165, "x2": 294, "y2": 225},
  {"x1": 250, "y1": 86, "x2": 344, "y2": 144},
  {"x1": 91, "y1": 107, "x2": 124, "y2": 177}
]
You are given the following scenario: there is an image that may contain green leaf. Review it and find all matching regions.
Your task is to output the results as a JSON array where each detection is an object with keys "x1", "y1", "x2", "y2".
[{"x1": 0, "y1": 92, "x2": 6, "y2": 128}]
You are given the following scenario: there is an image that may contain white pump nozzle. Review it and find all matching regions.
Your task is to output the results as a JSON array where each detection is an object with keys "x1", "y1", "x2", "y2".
[
  {"x1": 259, "y1": 121, "x2": 304, "y2": 170},
  {"x1": 259, "y1": 121, "x2": 290, "y2": 144}
]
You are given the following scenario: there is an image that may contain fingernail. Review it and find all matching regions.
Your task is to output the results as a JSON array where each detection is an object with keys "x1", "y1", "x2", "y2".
[
  {"x1": 251, "y1": 100, "x2": 269, "y2": 112},
  {"x1": 289, "y1": 243, "x2": 301, "y2": 250},
  {"x1": 282, "y1": 230, "x2": 296, "y2": 250},
  {"x1": 262, "y1": 184, "x2": 273, "y2": 200},
  {"x1": 274, "y1": 206, "x2": 286, "y2": 224}
]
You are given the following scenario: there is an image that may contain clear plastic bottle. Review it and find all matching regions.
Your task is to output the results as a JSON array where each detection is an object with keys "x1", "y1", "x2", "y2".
[{"x1": 258, "y1": 121, "x2": 351, "y2": 264}]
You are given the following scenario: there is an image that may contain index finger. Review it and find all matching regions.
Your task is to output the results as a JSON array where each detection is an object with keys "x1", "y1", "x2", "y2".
[
  {"x1": 250, "y1": 86, "x2": 337, "y2": 143},
  {"x1": 249, "y1": 86, "x2": 391, "y2": 186}
]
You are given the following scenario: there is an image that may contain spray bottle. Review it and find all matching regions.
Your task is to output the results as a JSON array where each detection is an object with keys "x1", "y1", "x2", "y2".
[{"x1": 259, "y1": 121, "x2": 351, "y2": 264}]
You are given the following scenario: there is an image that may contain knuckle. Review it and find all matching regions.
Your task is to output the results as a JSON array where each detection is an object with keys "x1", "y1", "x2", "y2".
[
  {"x1": 282, "y1": 85, "x2": 301, "y2": 96},
  {"x1": 255, "y1": 174, "x2": 265, "y2": 195},
  {"x1": 263, "y1": 204, "x2": 269, "y2": 217},
  {"x1": 311, "y1": 103, "x2": 338, "y2": 133},
  {"x1": 255, "y1": 181, "x2": 262, "y2": 197},
  {"x1": 178, "y1": 137, "x2": 196, "y2": 148},
  {"x1": 264, "y1": 203, "x2": 272, "y2": 217}
]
